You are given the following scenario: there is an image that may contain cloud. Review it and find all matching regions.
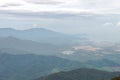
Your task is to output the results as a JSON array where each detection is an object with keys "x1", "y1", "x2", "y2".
[
  {"x1": 103, "y1": 22, "x2": 114, "y2": 27},
  {"x1": 0, "y1": 3, "x2": 23, "y2": 7},
  {"x1": 62, "y1": 50, "x2": 75, "y2": 55},
  {"x1": 0, "y1": 9, "x2": 97, "y2": 20},
  {"x1": 24, "y1": 0, "x2": 64, "y2": 5},
  {"x1": 116, "y1": 22, "x2": 120, "y2": 27},
  {"x1": 73, "y1": 45, "x2": 101, "y2": 51},
  {"x1": 1, "y1": 0, "x2": 120, "y2": 16}
]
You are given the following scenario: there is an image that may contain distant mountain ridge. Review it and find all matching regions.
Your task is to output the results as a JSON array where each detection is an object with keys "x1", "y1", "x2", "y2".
[
  {"x1": 0, "y1": 36, "x2": 61, "y2": 55},
  {"x1": 87, "y1": 59, "x2": 120, "y2": 67},
  {"x1": 0, "y1": 28, "x2": 82, "y2": 45},
  {"x1": 0, "y1": 53, "x2": 86, "y2": 80},
  {"x1": 36, "y1": 68, "x2": 120, "y2": 80},
  {"x1": 0, "y1": 37, "x2": 120, "y2": 72}
]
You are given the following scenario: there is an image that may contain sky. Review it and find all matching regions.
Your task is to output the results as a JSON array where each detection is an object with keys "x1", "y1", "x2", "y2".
[
  {"x1": 0, "y1": 0, "x2": 120, "y2": 14},
  {"x1": 0, "y1": 0, "x2": 120, "y2": 42}
]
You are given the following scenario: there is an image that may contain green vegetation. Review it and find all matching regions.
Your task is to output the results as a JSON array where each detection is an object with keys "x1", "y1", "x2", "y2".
[
  {"x1": 0, "y1": 53, "x2": 85, "y2": 80},
  {"x1": 35, "y1": 68, "x2": 120, "y2": 80},
  {"x1": 112, "y1": 76, "x2": 120, "y2": 80}
]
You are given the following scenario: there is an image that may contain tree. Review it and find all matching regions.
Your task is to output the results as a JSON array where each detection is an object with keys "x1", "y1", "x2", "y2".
[{"x1": 112, "y1": 76, "x2": 120, "y2": 80}]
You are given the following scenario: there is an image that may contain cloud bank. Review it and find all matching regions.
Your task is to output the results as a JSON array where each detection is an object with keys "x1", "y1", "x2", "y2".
[
  {"x1": 25, "y1": 0, "x2": 64, "y2": 5},
  {"x1": 0, "y1": 0, "x2": 120, "y2": 15}
]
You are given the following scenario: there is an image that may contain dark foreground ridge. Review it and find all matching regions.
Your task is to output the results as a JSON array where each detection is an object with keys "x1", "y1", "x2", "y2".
[{"x1": 35, "y1": 68, "x2": 120, "y2": 80}]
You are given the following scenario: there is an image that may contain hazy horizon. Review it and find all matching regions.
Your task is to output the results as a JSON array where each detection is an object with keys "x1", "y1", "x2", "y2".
[
  {"x1": 1, "y1": 1, "x2": 120, "y2": 80},
  {"x1": 0, "y1": 0, "x2": 120, "y2": 41}
]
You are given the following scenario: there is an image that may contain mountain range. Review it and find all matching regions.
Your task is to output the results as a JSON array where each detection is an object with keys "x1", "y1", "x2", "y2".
[
  {"x1": 0, "y1": 28, "x2": 120, "y2": 71},
  {"x1": 0, "y1": 28, "x2": 85, "y2": 45},
  {"x1": 0, "y1": 36, "x2": 61, "y2": 55},
  {"x1": 36, "y1": 68, "x2": 120, "y2": 80},
  {"x1": 0, "y1": 53, "x2": 86, "y2": 80},
  {"x1": 0, "y1": 28, "x2": 120, "y2": 80}
]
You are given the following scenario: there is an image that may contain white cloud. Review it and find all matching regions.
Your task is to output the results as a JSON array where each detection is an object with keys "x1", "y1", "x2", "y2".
[
  {"x1": 103, "y1": 22, "x2": 114, "y2": 27},
  {"x1": 62, "y1": 50, "x2": 75, "y2": 55},
  {"x1": 0, "y1": 0, "x2": 25, "y2": 5},
  {"x1": 25, "y1": 0, "x2": 64, "y2": 5},
  {"x1": 0, "y1": 3, "x2": 22, "y2": 7},
  {"x1": 116, "y1": 22, "x2": 120, "y2": 27},
  {"x1": 0, "y1": 0, "x2": 120, "y2": 15},
  {"x1": 73, "y1": 46, "x2": 101, "y2": 51}
]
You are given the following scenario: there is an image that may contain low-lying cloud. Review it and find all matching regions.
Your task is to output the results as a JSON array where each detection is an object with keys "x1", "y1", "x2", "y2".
[
  {"x1": 0, "y1": 0, "x2": 120, "y2": 15},
  {"x1": 24, "y1": 0, "x2": 64, "y2": 5},
  {"x1": 0, "y1": 3, "x2": 23, "y2": 7}
]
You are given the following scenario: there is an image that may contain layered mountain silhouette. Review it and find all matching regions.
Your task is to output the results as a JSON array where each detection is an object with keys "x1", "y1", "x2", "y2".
[
  {"x1": 0, "y1": 28, "x2": 120, "y2": 80},
  {"x1": 0, "y1": 53, "x2": 85, "y2": 80},
  {"x1": 0, "y1": 28, "x2": 83, "y2": 45},
  {"x1": 0, "y1": 36, "x2": 61, "y2": 55},
  {"x1": 87, "y1": 59, "x2": 120, "y2": 67},
  {"x1": 35, "y1": 68, "x2": 120, "y2": 80}
]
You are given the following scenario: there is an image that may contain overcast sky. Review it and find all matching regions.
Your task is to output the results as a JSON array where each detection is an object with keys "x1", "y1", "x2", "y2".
[
  {"x1": 0, "y1": 0, "x2": 120, "y2": 14},
  {"x1": 0, "y1": 0, "x2": 120, "y2": 42}
]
